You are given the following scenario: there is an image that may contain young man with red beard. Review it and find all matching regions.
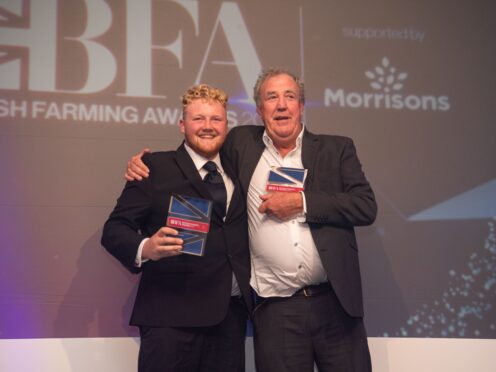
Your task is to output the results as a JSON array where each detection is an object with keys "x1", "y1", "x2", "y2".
[{"x1": 102, "y1": 84, "x2": 252, "y2": 372}]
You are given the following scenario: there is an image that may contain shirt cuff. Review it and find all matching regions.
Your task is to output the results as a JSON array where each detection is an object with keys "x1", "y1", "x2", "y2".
[
  {"x1": 135, "y1": 238, "x2": 150, "y2": 267},
  {"x1": 297, "y1": 191, "x2": 307, "y2": 223}
]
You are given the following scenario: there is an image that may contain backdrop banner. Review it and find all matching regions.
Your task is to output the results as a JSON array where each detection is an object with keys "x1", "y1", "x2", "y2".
[{"x1": 0, "y1": 0, "x2": 494, "y2": 340}]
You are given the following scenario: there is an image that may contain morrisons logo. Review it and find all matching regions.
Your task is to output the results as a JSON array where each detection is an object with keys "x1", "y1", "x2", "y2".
[{"x1": 324, "y1": 57, "x2": 450, "y2": 111}]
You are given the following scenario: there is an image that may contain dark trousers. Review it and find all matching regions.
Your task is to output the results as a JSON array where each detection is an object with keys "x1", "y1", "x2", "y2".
[
  {"x1": 138, "y1": 297, "x2": 247, "y2": 372},
  {"x1": 253, "y1": 287, "x2": 372, "y2": 372}
]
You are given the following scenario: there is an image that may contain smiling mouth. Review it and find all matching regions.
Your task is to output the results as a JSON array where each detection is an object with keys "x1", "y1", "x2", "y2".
[
  {"x1": 198, "y1": 133, "x2": 217, "y2": 139},
  {"x1": 274, "y1": 116, "x2": 290, "y2": 121}
]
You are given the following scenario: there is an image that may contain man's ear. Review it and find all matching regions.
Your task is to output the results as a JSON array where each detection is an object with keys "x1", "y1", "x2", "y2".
[{"x1": 179, "y1": 119, "x2": 185, "y2": 133}]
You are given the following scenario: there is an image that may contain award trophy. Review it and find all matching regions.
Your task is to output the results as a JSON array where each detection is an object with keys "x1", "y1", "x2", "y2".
[
  {"x1": 266, "y1": 166, "x2": 307, "y2": 192},
  {"x1": 166, "y1": 194, "x2": 212, "y2": 256}
]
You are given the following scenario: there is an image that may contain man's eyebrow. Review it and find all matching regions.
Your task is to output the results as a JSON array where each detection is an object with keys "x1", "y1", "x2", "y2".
[{"x1": 265, "y1": 89, "x2": 297, "y2": 95}]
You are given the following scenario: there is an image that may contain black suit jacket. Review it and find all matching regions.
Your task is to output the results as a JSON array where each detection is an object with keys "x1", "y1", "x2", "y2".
[
  {"x1": 101, "y1": 144, "x2": 252, "y2": 327},
  {"x1": 222, "y1": 125, "x2": 377, "y2": 317}
]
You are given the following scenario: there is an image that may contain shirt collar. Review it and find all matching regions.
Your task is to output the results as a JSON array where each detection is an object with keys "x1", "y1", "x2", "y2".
[
  {"x1": 183, "y1": 142, "x2": 224, "y2": 174},
  {"x1": 262, "y1": 124, "x2": 305, "y2": 152}
]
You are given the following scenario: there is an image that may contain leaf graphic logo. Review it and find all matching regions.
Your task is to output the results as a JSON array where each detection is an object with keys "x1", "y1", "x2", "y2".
[{"x1": 365, "y1": 57, "x2": 408, "y2": 93}]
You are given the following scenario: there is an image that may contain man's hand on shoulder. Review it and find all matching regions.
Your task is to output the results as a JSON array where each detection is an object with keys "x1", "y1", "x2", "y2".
[
  {"x1": 258, "y1": 192, "x2": 303, "y2": 221},
  {"x1": 125, "y1": 148, "x2": 151, "y2": 181},
  {"x1": 142, "y1": 227, "x2": 183, "y2": 261}
]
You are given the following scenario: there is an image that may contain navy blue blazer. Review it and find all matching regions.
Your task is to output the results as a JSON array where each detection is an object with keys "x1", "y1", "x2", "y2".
[{"x1": 102, "y1": 143, "x2": 252, "y2": 327}]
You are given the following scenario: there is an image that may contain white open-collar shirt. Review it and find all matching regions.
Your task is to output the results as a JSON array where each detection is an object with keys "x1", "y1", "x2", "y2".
[{"x1": 248, "y1": 128, "x2": 327, "y2": 297}]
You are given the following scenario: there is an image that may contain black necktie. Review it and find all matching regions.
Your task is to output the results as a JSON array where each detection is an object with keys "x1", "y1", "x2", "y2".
[{"x1": 202, "y1": 161, "x2": 227, "y2": 216}]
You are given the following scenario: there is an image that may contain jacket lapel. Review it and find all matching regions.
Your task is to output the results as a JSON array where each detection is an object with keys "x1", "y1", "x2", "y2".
[
  {"x1": 176, "y1": 143, "x2": 231, "y2": 221},
  {"x1": 301, "y1": 129, "x2": 319, "y2": 189},
  {"x1": 175, "y1": 143, "x2": 213, "y2": 202},
  {"x1": 221, "y1": 156, "x2": 242, "y2": 221},
  {"x1": 238, "y1": 127, "x2": 265, "y2": 195}
]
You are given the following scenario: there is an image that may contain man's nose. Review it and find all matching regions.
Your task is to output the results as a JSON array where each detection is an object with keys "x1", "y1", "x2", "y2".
[
  {"x1": 203, "y1": 119, "x2": 214, "y2": 128},
  {"x1": 276, "y1": 97, "x2": 287, "y2": 110}
]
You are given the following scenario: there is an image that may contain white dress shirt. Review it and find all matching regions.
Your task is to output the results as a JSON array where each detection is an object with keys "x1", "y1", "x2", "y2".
[
  {"x1": 248, "y1": 129, "x2": 327, "y2": 297},
  {"x1": 136, "y1": 144, "x2": 240, "y2": 296}
]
